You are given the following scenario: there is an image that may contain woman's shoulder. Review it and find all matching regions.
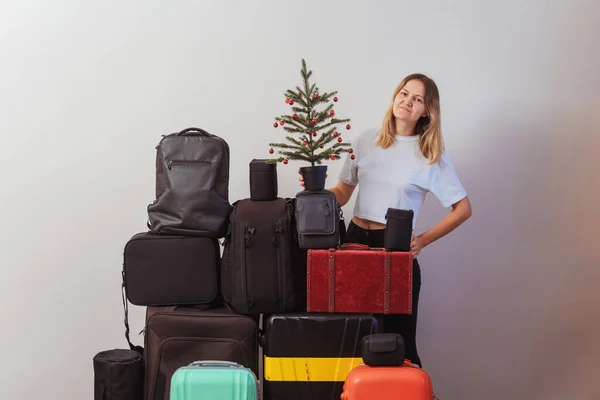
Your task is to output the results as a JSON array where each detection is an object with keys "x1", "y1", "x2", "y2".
[
  {"x1": 430, "y1": 151, "x2": 462, "y2": 177},
  {"x1": 353, "y1": 128, "x2": 380, "y2": 147},
  {"x1": 436, "y1": 151, "x2": 455, "y2": 167}
]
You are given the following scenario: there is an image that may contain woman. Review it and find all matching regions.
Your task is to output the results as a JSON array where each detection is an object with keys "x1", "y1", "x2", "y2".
[{"x1": 299, "y1": 73, "x2": 472, "y2": 367}]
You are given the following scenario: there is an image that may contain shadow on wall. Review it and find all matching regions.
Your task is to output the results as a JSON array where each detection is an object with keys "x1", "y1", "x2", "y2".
[{"x1": 414, "y1": 103, "x2": 600, "y2": 399}]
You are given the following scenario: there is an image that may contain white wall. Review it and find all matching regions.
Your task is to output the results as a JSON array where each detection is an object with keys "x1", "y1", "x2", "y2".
[{"x1": 1, "y1": 0, "x2": 599, "y2": 398}]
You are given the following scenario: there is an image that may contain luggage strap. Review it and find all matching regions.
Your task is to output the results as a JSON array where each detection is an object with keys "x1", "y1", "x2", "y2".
[
  {"x1": 339, "y1": 209, "x2": 346, "y2": 244},
  {"x1": 121, "y1": 276, "x2": 144, "y2": 355}
]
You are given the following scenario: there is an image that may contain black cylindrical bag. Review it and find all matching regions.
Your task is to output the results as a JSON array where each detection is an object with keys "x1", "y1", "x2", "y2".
[
  {"x1": 249, "y1": 159, "x2": 278, "y2": 201},
  {"x1": 384, "y1": 208, "x2": 414, "y2": 251},
  {"x1": 361, "y1": 333, "x2": 405, "y2": 366},
  {"x1": 93, "y1": 349, "x2": 143, "y2": 400}
]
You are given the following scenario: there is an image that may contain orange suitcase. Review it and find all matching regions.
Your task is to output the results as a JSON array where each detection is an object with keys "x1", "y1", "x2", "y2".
[{"x1": 341, "y1": 361, "x2": 437, "y2": 400}]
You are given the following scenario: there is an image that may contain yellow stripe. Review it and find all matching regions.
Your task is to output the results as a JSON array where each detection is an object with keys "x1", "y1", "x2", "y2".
[{"x1": 263, "y1": 356, "x2": 363, "y2": 382}]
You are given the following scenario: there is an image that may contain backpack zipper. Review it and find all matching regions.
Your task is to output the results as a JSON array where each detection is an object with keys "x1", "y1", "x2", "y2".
[
  {"x1": 241, "y1": 224, "x2": 252, "y2": 314},
  {"x1": 274, "y1": 223, "x2": 285, "y2": 310},
  {"x1": 167, "y1": 160, "x2": 211, "y2": 170}
]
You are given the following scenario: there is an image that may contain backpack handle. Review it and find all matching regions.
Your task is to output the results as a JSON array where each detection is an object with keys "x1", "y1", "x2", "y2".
[{"x1": 177, "y1": 127, "x2": 212, "y2": 136}]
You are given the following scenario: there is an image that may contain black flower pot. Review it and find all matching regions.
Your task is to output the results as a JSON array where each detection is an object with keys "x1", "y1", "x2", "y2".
[{"x1": 300, "y1": 165, "x2": 328, "y2": 191}]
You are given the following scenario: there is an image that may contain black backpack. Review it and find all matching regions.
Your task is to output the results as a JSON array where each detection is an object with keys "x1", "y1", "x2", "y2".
[
  {"x1": 147, "y1": 127, "x2": 232, "y2": 238},
  {"x1": 220, "y1": 198, "x2": 306, "y2": 316}
]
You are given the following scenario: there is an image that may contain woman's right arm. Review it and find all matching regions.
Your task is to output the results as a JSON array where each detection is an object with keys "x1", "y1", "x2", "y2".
[{"x1": 327, "y1": 180, "x2": 356, "y2": 207}]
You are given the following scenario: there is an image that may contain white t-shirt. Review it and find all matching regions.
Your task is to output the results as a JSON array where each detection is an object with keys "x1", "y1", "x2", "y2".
[{"x1": 338, "y1": 128, "x2": 467, "y2": 228}]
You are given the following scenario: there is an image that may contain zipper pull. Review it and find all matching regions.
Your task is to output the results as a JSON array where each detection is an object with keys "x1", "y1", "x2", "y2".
[
  {"x1": 325, "y1": 202, "x2": 330, "y2": 216},
  {"x1": 244, "y1": 227, "x2": 255, "y2": 246},
  {"x1": 272, "y1": 226, "x2": 282, "y2": 246},
  {"x1": 167, "y1": 161, "x2": 173, "y2": 170}
]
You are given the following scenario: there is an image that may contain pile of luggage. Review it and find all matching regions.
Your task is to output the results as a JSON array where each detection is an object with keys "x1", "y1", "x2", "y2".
[{"x1": 92, "y1": 127, "x2": 437, "y2": 400}]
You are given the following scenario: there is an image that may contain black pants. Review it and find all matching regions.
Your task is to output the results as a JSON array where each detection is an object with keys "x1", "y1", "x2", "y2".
[{"x1": 345, "y1": 220, "x2": 423, "y2": 367}]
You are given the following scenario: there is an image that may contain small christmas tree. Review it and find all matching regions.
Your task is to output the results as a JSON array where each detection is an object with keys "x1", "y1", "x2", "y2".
[{"x1": 267, "y1": 60, "x2": 354, "y2": 190}]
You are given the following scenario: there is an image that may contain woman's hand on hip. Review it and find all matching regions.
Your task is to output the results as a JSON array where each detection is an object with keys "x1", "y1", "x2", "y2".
[{"x1": 410, "y1": 234, "x2": 425, "y2": 258}]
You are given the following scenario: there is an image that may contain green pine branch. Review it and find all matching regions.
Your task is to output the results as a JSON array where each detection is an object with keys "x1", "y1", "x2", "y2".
[
  {"x1": 275, "y1": 117, "x2": 307, "y2": 133},
  {"x1": 268, "y1": 141, "x2": 311, "y2": 156}
]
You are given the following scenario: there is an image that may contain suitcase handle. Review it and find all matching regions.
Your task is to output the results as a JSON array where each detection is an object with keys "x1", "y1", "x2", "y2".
[
  {"x1": 189, "y1": 360, "x2": 242, "y2": 368},
  {"x1": 337, "y1": 243, "x2": 391, "y2": 252},
  {"x1": 338, "y1": 243, "x2": 370, "y2": 250}
]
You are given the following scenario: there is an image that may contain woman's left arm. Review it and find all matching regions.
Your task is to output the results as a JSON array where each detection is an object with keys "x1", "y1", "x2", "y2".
[{"x1": 411, "y1": 196, "x2": 472, "y2": 258}]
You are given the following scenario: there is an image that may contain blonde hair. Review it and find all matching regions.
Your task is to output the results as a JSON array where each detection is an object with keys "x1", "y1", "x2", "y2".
[{"x1": 376, "y1": 73, "x2": 444, "y2": 164}]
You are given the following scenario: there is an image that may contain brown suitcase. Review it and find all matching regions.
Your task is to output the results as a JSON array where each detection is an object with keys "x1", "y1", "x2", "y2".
[{"x1": 143, "y1": 305, "x2": 258, "y2": 400}]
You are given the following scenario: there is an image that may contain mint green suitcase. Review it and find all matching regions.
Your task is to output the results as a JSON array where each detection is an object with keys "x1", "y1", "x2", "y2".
[{"x1": 170, "y1": 360, "x2": 259, "y2": 400}]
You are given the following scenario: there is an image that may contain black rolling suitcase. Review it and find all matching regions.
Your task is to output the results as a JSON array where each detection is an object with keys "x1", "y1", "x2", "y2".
[
  {"x1": 260, "y1": 313, "x2": 381, "y2": 400},
  {"x1": 220, "y1": 197, "x2": 306, "y2": 316},
  {"x1": 122, "y1": 232, "x2": 220, "y2": 306}
]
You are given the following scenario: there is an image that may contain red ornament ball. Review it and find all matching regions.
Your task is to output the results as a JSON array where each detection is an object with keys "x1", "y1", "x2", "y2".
[
  {"x1": 273, "y1": 122, "x2": 278, "y2": 128},
  {"x1": 320, "y1": 145, "x2": 324, "y2": 148},
  {"x1": 289, "y1": 100, "x2": 294, "y2": 105},
  {"x1": 330, "y1": 155, "x2": 336, "y2": 160},
  {"x1": 337, "y1": 137, "x2": 342, "y2": 142},
  {"x1": 285, "y1": 98, "x2": 290, "y2": 104},
  {"x1": 283, "y1": 159, "x2": 288, "y2": 164},
  {"x1": 333, "y1": 131, "x2": 339, "y2": 137},
  {"x1": 348, "y1": 148, "x2": 353, "y2": 153},
  {"x1": 329, "y1": 110, "x2": 335, "y2": 116},
  {"x1": 346, "y1": 124, "x2": 351, "y2": 130},
  {"x1": 333, "y1": 96, "x2": 338, "y2": 102},
  {"x1": 302, "y1": 141, "x2": 307, "y2": 146},
  {"x1": 351, "y1": 155, "x2": 355, "y2": 160},
  {"x1": 292, "y1": 113, "x2": 297, "y2": 119},
  {"x1": 311, "y1": 118, "x2": 317, "y2": 124},
  {"x1": 269, "y1": 148, "x2": 274, "y2": 154},
  {"x1": 312, "y1": 132, "x2": 317, "y2": 137},
  {"x1": 279, "y1": 120, "x2": 285, "y2": 126},
  {"x1": 314, "y1": 92, "x2": 319, "y2": 99}
]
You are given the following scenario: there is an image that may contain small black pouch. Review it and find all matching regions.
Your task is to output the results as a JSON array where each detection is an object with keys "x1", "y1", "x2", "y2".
[
  {"x1": 93, "y1": 349, "x2": 143, "y2": 400},
  {"x1": 361, "y1": 333, "x2": 405, "y2": 366},
  {"x1": 384, "y1": 208, "x2": 414, "y2": 251},
  {"x1": 294, "y1": 189, "x2": 345, "y2": 249},
  {"x1": 249, "y1": 159, "x2": 278, "y2": 201}
]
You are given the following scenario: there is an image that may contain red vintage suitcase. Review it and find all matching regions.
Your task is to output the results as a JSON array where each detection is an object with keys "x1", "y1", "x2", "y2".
[{"x1": 306, "y1": 244, "x2": 413, "y2": 314}]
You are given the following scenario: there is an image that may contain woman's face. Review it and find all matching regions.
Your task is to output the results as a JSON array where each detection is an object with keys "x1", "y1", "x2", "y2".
[{"x1": 392, "y1": 79, "x2": 428, "y2": 123}]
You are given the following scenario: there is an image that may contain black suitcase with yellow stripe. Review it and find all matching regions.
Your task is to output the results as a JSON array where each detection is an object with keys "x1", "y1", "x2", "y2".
[{"x1": 260, "y1": 313, "x2": 381, "y2": 400}]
